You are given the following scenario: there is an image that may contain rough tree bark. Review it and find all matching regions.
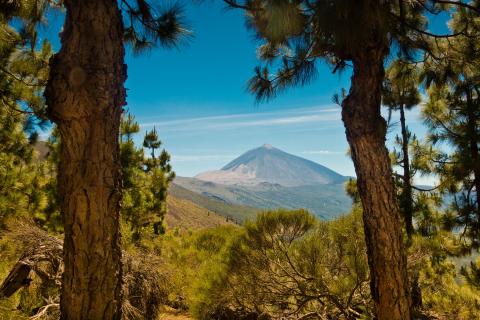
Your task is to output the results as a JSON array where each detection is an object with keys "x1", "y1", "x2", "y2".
[
  {"x1": 341, "y1": 42, "x2": 412, "y2": 319},
  {"x1": 44, "y1": 0, "x2": 126, "y2": 319}
]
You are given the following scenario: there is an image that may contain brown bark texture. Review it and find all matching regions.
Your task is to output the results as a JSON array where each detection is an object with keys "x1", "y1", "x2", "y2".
[
  {"x1": 341, "y1": 44, "x2": 412, "y2": 319},
  {"x1": 44, "y1": 0, "x2": 126, "y2": 319}
]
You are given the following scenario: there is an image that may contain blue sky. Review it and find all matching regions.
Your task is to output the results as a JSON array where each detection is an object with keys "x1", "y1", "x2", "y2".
[
  {"x1": 123, "y1": 2, "x2": 355, "y2": 177},
  {"x1": 40, "y1": 2, "x2": 449, "y2": 180}
]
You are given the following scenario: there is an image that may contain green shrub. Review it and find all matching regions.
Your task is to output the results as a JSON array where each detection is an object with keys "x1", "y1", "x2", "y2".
[{"x1": 190, "y1": 208, "x2": 372, "y2": 319}]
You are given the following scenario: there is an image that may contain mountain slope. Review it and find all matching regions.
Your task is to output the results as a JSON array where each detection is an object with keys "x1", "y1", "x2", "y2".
[
  {"x1": 170, "y1": 145, "x2": 352, "y2": 221},
  {"x1": 195, "y1": 144, "x2": 347, "y2": 187},
  {"x1": 169, "y1": 183, "x2": 260, "y2": 223},
  {"x1": 174, "y1": 177, "x2": 351, "y2": 220},
  {"x1": 166, "y1": 195, "x2": 234, "y2": 230}
]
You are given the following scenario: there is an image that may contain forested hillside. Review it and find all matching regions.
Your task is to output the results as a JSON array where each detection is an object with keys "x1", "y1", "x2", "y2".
[
  {"x1": 166, "y1": 195, "x2": 235, "y2": 230},
  {"x1": 1, "y1": 1, "x2": 480, "y2": 320},
  {"x1": 169, "y1": 183, "x2": 260, "y2": 223}
]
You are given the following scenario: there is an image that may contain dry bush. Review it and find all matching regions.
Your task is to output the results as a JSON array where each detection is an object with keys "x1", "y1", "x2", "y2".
[{"x1": 0, "y1": 222, "x2": 170, "y2": 320}]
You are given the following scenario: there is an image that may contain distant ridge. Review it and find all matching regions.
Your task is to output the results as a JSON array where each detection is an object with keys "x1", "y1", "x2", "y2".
[
  {"x1": 173, "y1": 176, "x2": 352, "y2": 220},
  {"x1": 166, "y1": 195, "x2": 235, "y2": 230},
  {"x1": 169, "y1": 183, "x2": 260, "y2": 222},
  {"x1": 195, "y1": 144, "x2": 346, "y2": 187}
]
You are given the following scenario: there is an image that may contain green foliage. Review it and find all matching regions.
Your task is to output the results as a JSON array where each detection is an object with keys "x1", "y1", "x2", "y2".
[
  {"x1": 0, "y1": 14, "x2": 54, "y2": 229},
  {"x1": 169, "y1": 183, "x2": 260, "y2": 223},
  {"x1": 408, "y1": 232, "x2": 480, "y2": 319},
  {"x1": 223, "y1": 0, "x2": 460, "y2": 101},
  {"x1": 345, "y1": 178, "x2": 360, "y2": 204},
  {"x1": 383, "y1": 61, "x2": 421, "y2": 113},
  {"x1": 120, "y1": 0, "x2": 191, "y2": 53},
  {"x1": 461, "y1": 258, "x2": 480, "y2": 290},
  {"x1": 2, "y1": 3, "x2": 480, "y2": 320},
  {"x1": 120, "y1": 222, "x2": 242, "y2": 314},
  {"x1": 0, "y1": 19, "x2": 51, "y2": 121},
  {"x1": 120, "y1": 113, "x2": 175, "y2": 242},
  {"x1": 382, "y1": 58, "x2": 445, "y2": 241},
  {"x1": 421, "y1": 14, "x2": 480, "y2": 249},
  {"x1": 191, "y1": 208, "x2": 372, "y2": 319},
  {"x1": 34, "y1": 128, "x2": 62, "y2": 231},
  {"x1": 143, "y1": 127, "x2": 161, "y2": 159}
]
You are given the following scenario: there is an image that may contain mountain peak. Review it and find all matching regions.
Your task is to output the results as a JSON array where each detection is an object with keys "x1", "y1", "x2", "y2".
[{"x1": 195, "y1": 145, "x2": 346, "y2": 187}]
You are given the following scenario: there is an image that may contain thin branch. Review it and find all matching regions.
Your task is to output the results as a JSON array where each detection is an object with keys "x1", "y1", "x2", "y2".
[
  {"x1": 430, "y1": 0, "x2": 480, "y2": 14},
  {"x1": 391, "y1": 12, "x2": 471, "y2": 38},
  {"x1": 29, "y1": 303, "x2": 59, "y2": 320},
  {"x1": 1, "y1": 95, "x2": 35, "y2": 115},
  {"x1": 0, "y1": 66, "x2": 45, "y2": 87},
  {"x1": 223, "y1": 0, "x2": 254, "y2": 10}
]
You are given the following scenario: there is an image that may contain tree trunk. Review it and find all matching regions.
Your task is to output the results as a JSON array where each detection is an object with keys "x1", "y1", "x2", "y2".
[
  {"x1": 45, "y1": 1, "x2": 126, "y2": 319},
  {"x1": 399, "y1": 105, "x2": 414, "y2": 239},
  {"x1": 466, "y1": 92, "x2": 480, "y2": 228},
  {"x1": 399, "y1": 105, "x2": 423, "y2": 309},
  {"x1": 341, "y1": 46, "x2": 412, "y2": 319}
]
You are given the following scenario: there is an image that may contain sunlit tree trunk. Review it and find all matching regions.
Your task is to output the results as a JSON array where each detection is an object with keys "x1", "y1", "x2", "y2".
[
  {"x1": 341, "y1": 42, "x2": 412, "y2": 320},
  {"x1": 45, "y1": 0, "x2": 126, "y2": 319}
]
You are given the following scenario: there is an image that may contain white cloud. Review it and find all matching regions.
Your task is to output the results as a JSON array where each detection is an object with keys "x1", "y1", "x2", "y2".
[
  {"x1": 210, "y1": 113, "x2": 339, "y2": 129},
  {"x1": 301, "y1": 150, "x2": 344, "y2": 155},
  {"x1": 140, "y1": 113, "x2": 249, "y2": 128},
  {"x1": 140, "y1": 105, "x2": 341, "y2": 132},
  {"x1": 172, "y1": 154, "x2": 235, "y2": 162}
]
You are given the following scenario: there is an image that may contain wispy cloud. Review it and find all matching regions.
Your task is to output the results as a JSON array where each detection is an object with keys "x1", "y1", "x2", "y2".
[
  {"x1": 140, "y1": 105, "x2": 341, "y2": 133},
  {"x1": 172, "y1": 154, "x2": 235, "y2": 162},
  {"x1": 301, "y1": 150, "x2": 344, "y2": 155},
  {"x1": 140, "y1": 113, "x2": 249, "y2": 128},
  {"x1": 209, "y1": 113, "x2": 339, "y2": 129}
]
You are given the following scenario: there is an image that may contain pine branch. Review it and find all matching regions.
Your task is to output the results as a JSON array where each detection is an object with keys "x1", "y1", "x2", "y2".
[
  {"x1": 0, "y1": 66, "x2": 45, "y2": 87},
  {"x1": 429, "y1": 0, "x2": 480, "y2": 14},
  {"x1": 121, "y1": 0, "x2": 191, "y2": 50},
  {"x1": 392, "y1": 11, "x2": 472, "y2": 39},
  {"x1": 223, "y1": 0, "x2": 255, "y2": 10},
  {"x1": 1, "y1": 95, "x2": 35, "y2": 115}
]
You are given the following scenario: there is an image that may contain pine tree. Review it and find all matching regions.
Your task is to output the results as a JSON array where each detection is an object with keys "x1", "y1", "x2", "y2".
[
  {"x1": 382, "y1": 60, "x2": 422, "y2": 310},
  {"x1": 461, "y1": 258, "x2": 480, "y2": 290},
  {"x1": 0, "y1": 2, "x2": 52, "y2": 227},
  {"x1": 143, "y1": 127, "x2": 162, "y2": 170},
  {"x1": 141, "y1": 126, "x2": 175, "y2": 236},
  {"x1": 383, "y1": 60, "x2": 422, "y2": 239},
  {"x1": 120, "y1": 112, "x2": 140, "y2": 143},
  {"x1": 37, "y1": 1, "x2": 188, "y2": 318},
  {"x1": 120, "y1": 114, "x2": 175, "y2": 241},
  {"x1": 422, "y1": 16, "x2": 480, "y2": 249},
  {"x1": 40, "y1": 127, "x2": 62, "y2": 231},
  {"x1": 120, "y1": 112, "x2": 143, "y2": 189},
  {"x1": 222, "y1": 2, "x2": 405, "y2": 318},
  {"x1": 222, "y1": 1, "x2": 480, "y2": 318}
]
